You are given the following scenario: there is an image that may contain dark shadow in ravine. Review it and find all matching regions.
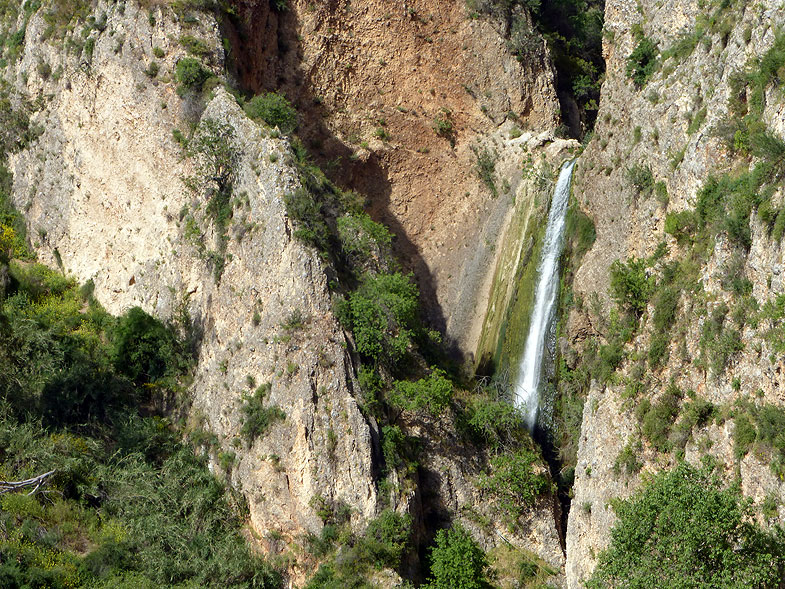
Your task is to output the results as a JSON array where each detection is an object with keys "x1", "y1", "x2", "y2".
[{"x1": 222, "y1": 1, "x2": 459, "y2": 363}]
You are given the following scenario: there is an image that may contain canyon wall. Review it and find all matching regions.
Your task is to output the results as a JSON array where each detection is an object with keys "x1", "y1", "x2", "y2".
[{"x1": 566, "y1": 1, "x2": 785, "y2": 585}]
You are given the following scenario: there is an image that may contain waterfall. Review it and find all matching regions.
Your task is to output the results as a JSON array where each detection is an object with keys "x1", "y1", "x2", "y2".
[{"x1": 514, "y1": 160, "x2": 576, "y2": 430}]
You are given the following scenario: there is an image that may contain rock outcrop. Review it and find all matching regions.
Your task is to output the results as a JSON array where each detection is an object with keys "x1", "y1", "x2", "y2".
[{"x1": 9, "y1": 0, "x2": 376, "y2": 574}]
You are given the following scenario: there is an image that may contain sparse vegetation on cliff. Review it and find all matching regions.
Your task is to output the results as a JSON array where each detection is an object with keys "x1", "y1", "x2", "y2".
[
  {"x1": 467, "y1": 0, "x2": 605, "y2": 134},
  {"x1": 626, "y1": 28, "x2": 658, "y2": 88}
]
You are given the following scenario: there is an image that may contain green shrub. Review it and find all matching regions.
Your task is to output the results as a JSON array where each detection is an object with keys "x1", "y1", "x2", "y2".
[
  {"x1": 651, "y1": 284, "x2": 679, "y2": 332},
  {"x1": 425, "y1": 524, "x2": 491, "y2": 589},
  {"x1": 686, "y1": 106, "x2": 707, "y2": 135},
  {"x1": 244, "y1": 93, "x2": 297, "y2": 135},
  {"x1": 647, "y1": 332, "x2": 669, "y2": 368},
  {"x1": 179, "y1": 34, "x2": 211, "y2": 57},
  {"x1": 654, "y1": 180, "x2": 669, "y2": 207},
  {"x1": 610, "y1": 257, "x2": 653, "y2": 316},
  {"x1": 337, "y1": 212, "x2": 392, "y2": 263},
  {"x1": 638, "y1": 382, "x2": 681, "y2": 453},
  {"x1": 462, "y1": 396, "x2": 525, "y2": 450},
  {"x1": 433, "y1": 108, "x2": 455, "y2": 146},
  {"x1": 389, "y1": 368, "x2": 453, "y2": 415},
  {"x1": 626, "y1": 163, "x2": 654, "y2": 198},
  {"x1": 381, "y1": 424, "x2": 418, "y2": 475},
  {"x1": 346, "y1": 272, "x2": 420, "y2": 366},
  {"x1": 111, "y1": 307, "x2": 182, "y2": 385},
  {"x1": 664, "y1": 210, "x2": 696, "y2": 243},
  {"x1": 612, "y1": 441, "x2": 642, "y2": 476},
  {"x1": 626, "y1": 35, "x2": 658, "y2": 88},
  {"x1": 284, "y1": 187, "x2": 331, "y2": 251},
  {"x1": 240, "y1": 383, "x2": 285, "y2": 443},
  {"x1": 588, "y1": 462, "x2": 785, "y2": 588},
  {"x1": 733, "y1": 402, "x2": 785, "y2": 476},
  {"x1": 175, "y1": 57, "x2": 211, "y2": 93},
  {"x1": 477, "y1": 449, "x2": 550, "y2": 525},
  {"x1": 472, "y1": 145, "x2": 497, "y2": 197},
  {"x1": 363, "y1": 509, "x2": 412, "y2": 568}
]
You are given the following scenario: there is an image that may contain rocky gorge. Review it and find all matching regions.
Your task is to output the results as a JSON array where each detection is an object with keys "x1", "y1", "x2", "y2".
[{"x1": 0, "y1": 0, "x2": 784, "y2": 587}]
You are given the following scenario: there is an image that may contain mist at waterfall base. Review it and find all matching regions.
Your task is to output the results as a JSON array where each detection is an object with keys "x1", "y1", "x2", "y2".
[{"x1": 514, "y1": 160, "x2": 575, "y2": 431}]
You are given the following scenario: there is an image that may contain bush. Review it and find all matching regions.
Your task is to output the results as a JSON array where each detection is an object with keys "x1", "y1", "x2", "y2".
[
  {"x1": 733, "y1": 402, "x2": 785, "y2": 476},
  {"x1": 244, "y1": 93, "x2": 297, "y2": 135},
  {"x1": 381, "y1": 424, "x2": 418, "y2": 475},
  {"x1": 664, "y1": 210, "x2": 696, "y2": 243},
  {"x1": 433, "y1": 108, "x2": 455, "y2": 146},
  {"x1": 346, "y1": 272, "x2": 420, "y2": 365},
  {"x1": 647, "y1": 332, "x2": 669, "y2": 368},
  {"x1": 284, "y1": 188, "x2": 331, "y2": 251},
  {"x1": 612, "y1": 441, "x2": 642, "y2": 476},
  {"x1": 337, "y1": 212, "x2": 392, "y2": 264},
  {"x1": 626, "y1": 163, "x2": 654, "y2": 198},
  {"x1": 610, "y1": 257, "x2": 653, "y2": 316},
  {"x1": 637, "y1": 382, "x2": 681, "y2": 453},
  {"x1": 651, "y1": 284, "x2": 679, "y2": 332},
  {"x1": 175, "y1": 57, "x2": 211, "y2": 93},
  {"x1": 626, "y1": 35, "x2": 658, "y2": 88},
  {"x1": 425, "y1": 524, "x2": 491, "y2": 589},
  {"x1": 111, "y1": 307, "x2": 182, "y2": 386},
  {"x1": 472, "y1": 146, "x2": 497, "y2": 197},
  {"x1": 179, "y1": 34, "x2": 211, "y2": 57},
  {"x1": 477, "y1": 449, "x2": 550, "y2": 525},
  {"x1": 389, "y1": 368, "x2": 453, "y2": 415},
  {"x1": 364, "y1": 509, "x2": 412, "y2": 568},
  {"x1": 240, "y1": 383, "x2": 285, "y2": 443},
  {"x1": 463, "y1": 396, "x2": 526, "y2": 450},
  {"x1": 588, "y1": 462, "x2": 785, "y2": 588}
]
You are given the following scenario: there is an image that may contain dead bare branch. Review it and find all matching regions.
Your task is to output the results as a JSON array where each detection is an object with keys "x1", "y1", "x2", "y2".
[{"x1": 0, "y1": 470, "x2": 56, "y2": 496}]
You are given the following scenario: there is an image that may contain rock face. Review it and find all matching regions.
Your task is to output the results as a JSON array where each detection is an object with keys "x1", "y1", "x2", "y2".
[
  {"x1": 9, "y1": 0, "x2": 376, "y2": 565},
  {"x1": 566, "y1": 1, "x2": 785, "y2": 585},
  {"x1": 226, "y1": 0, "x2": 562, "y2": 354}
]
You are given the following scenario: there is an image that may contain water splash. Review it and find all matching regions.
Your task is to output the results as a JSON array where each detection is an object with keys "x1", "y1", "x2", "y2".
[{"x1": 514, "y1": 160, "x2": 576, "y2": 430}]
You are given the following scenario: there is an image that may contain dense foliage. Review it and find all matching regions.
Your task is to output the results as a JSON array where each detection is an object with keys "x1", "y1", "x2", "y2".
[
  {"x1": 626, "y1": 31, "x2": 658, "y2": 88},
  {"x1": 476, "y1": 449, "x2": 551, "y2": 527},
  {"x1": 175, "y1": 57, "x2": 212, "y2": 94},
  {"x1": 424, "y1": 524, "x2": 491, "y2": 589},
  {"x1": 589, "y1": 462, "x2": 785, "y2": 588},
  {"x1": 344, "y1": 272, "x2": 420, "y2": 366},
  {"x1": 0, "y1": 253, "x2": 280, "y2": 588},
  {"x1": 244, "y1": 92, "x2": 298, "y2": 135},
  {"x1": 302, "y1": 508, "x2": 413, "y2": 589}
]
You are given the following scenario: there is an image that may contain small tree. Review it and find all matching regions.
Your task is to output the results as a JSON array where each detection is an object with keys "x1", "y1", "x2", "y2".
[
  {"x1": 426, "y1": 524, "x2": 490, "y2": 589},
  {"x1": 610, "y1": 257, "x2": 652, "y2": 316},
  {"x1": 244, "y1": 93, "x2": 298, "y2": 135},
  {"x1": 589, "y1": 462, "x2": 785, "y2": 588},
  {"x1": 347, "y1": 272, "x2": 420, "y2": 365}
]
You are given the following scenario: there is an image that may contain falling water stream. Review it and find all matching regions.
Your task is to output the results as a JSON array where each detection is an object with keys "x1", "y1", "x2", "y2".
[{"x1": 514, "y1": 160, "x2": 576, "y2": 430}]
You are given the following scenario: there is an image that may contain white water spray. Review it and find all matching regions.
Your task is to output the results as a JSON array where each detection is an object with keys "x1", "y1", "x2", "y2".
[{"x1": 514, "y1": 160, "x2": 576, "y2": 430}]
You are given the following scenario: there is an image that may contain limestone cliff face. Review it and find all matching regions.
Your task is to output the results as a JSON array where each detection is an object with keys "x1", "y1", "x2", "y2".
[
  {"x1": 226, "y1": 0, "x2": 561, "y2": 354},
  {"x1": 9, "y1": 0, "x2": 376, "y2": 568},
  {"x1": 566, "y1": 1, "x2": 785, "y2": 585}
]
